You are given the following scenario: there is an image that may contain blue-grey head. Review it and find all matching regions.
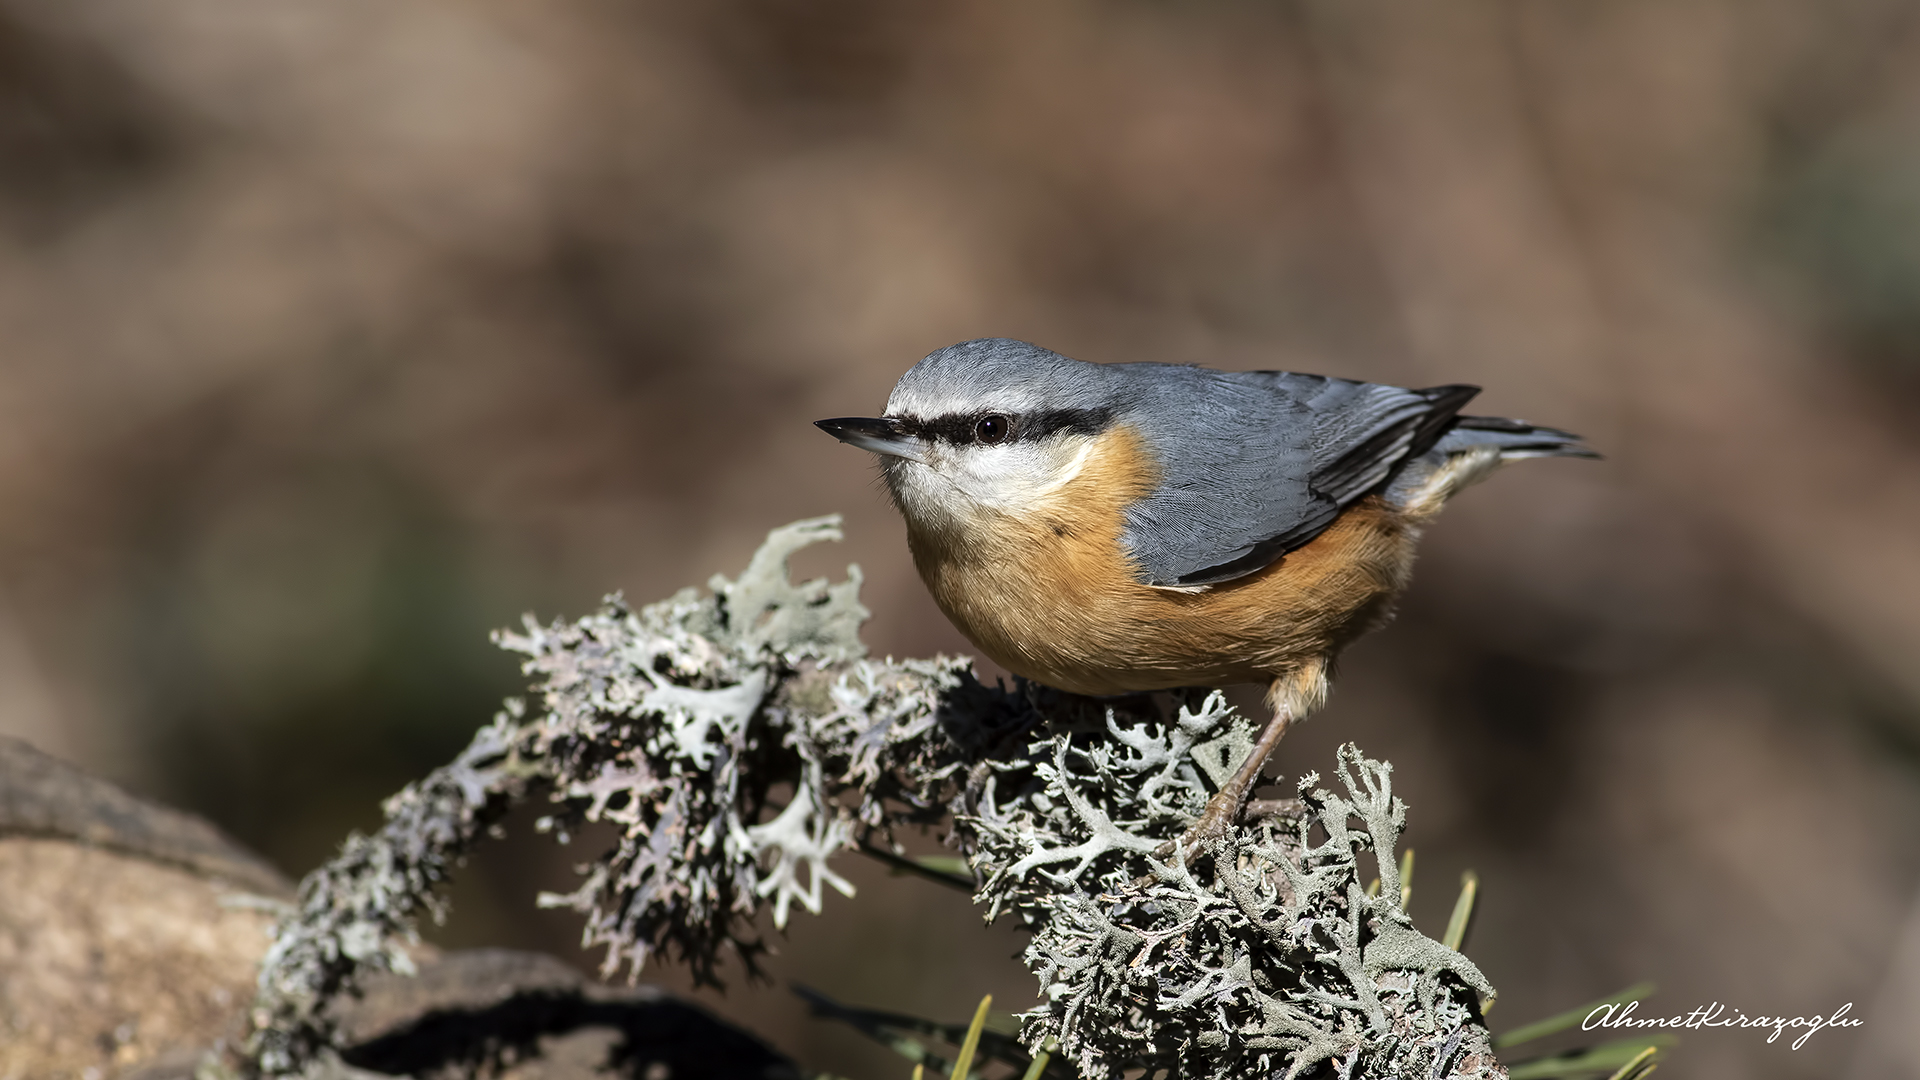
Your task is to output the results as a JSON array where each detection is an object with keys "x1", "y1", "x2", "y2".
[{"x1": 815, "y1": 339, "x2": 1128, "y2": 535}]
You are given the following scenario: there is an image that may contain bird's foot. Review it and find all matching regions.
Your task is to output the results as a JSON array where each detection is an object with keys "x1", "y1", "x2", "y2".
[
  {"x1": 1155, "y1": 794, "x2": 1305, "y2": 864},
  {"x1": 1161, "y1": 787, "x2": 1245, "y2": 863},
  {"x1": 1152, "y1": 700, "x2": 1300, "y2": 868}
]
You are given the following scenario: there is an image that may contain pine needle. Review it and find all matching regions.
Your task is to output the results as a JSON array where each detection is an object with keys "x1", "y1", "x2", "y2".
[{"x1": 950, "y1": 995, "x2": 991, "y2": 1080}]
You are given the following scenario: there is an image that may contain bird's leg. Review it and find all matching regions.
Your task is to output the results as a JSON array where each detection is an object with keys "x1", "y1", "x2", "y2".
[{"x1": 1165, "y1": 702, "x2": 1296, "y2": 862}]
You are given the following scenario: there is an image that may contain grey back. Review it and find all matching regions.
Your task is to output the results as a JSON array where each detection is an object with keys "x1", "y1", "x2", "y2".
[{"x1": 1109, "y1": 364, "x2": 1473, "y2": 585}]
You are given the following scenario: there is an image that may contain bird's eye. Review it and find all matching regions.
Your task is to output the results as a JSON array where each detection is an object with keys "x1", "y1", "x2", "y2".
[{"x1": 974, "y1": 413, "x2": 1010, "y2": 444}]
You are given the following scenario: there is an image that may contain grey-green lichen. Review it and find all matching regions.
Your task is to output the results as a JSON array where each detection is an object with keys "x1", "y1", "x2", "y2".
[
  {"x1": 246, "y1": 516, "x2": 1503, "y2": 1080},
  {"x1": 977, "y1": 705, "x2": 1499, "y2": 1078}
]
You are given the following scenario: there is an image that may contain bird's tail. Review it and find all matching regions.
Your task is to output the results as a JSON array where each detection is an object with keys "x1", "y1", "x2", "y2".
[
  {"x1": 1441, "y1": 414, "x2": 1599, "y2": 461},
  {"x1": 1387, "y1": 414, "x2": 1597, "y2": 519}
]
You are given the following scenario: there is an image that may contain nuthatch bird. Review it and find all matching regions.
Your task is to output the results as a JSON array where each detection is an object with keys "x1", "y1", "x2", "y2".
[{"x1": 817, "y1": 338, "x2": 1593, "y2": 853}]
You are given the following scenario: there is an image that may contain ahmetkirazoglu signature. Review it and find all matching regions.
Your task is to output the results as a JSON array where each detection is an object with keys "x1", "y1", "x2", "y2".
[{"x1": 1584, "y1": 1000, "x2": 1863, "y2": 1050}]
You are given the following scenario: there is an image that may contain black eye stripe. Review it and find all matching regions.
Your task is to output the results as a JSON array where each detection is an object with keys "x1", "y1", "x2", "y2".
[
  {"x1": 899, "y1": 413, "x2": 979, "y2": 444},
  {"x1": 1031, "y1": 407, "x2": 1113, "y2": 438},
  {"x1": 888, "y1": 408, "x2": 1112, "y2": 446}
]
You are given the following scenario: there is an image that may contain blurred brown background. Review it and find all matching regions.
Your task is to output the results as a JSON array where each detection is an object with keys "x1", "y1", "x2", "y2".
[{"x1": 2, "y1": 1, "x2": 1919, "y2": 1077}]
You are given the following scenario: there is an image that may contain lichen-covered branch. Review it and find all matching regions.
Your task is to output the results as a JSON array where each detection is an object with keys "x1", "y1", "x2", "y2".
[
  {"x1": 981, "y1": 725, "x2": 1498, "y2": 1079},
  {"x1": 249, "y1": 710, "x2": 545, "y2": 1073},
  {"x1": 247, "y1": 516, "x2": 1503, "y2": 1080}
]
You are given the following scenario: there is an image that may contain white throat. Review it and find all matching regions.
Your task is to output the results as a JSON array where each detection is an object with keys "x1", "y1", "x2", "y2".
[{"x1": 882, "y1": 434, "x2": 1096, "y2": 537}]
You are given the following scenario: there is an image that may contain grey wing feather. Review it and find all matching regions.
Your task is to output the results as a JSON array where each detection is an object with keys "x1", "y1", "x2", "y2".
[
  {"x1": 1308, "y1": 384, "x2": 1481, "y2": 504},
  {"x1": 1116, "y1": 367, "x2": 1480, "y2": 587}
]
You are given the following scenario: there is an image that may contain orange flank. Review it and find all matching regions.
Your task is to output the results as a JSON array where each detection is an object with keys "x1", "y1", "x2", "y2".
[{"x1": 906, "y1": 424, "x2": 1423, "y2": 714}]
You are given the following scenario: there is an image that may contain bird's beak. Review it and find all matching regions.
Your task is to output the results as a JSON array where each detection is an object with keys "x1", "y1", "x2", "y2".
[{"x1": 815, "y1": 416, "x2": 927, "y2": 463}]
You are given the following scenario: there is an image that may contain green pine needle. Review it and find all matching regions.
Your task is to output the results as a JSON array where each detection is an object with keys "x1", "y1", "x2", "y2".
[
  {"x1": 916, "y1": 855, "x2": 971, "y2": 876},
  {"x1": 1017, "y1": 1043, "x2": 1055, "y2": 1080},
  {"x1": 1605, "y1": 1045, "x2": 1660, "y2": 1080},
  {"x1": 1444, "y1": 870, "x2": 1479, "y2": 952},
  {"x1": 949, "y1": 995, "x2": 992, "y2": 1080},
  {"x1": 1505, "y1": 1036, "x2": 1673, "y2": 1079}
]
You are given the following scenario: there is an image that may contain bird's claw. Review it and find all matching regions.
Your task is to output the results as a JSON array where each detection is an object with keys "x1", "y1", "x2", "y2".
[
  {"x1": 1157, "y1": 788, "x2": 1249, "y2": 864},
  {"x1": 1154, "y1": 794, "x2": 1307, "y2": 864}
]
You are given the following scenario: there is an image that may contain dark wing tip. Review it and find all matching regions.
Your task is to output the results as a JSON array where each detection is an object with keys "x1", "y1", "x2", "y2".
[{"x1": 1411, "y1": 385, "x2": 1482, "y2": 456}]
